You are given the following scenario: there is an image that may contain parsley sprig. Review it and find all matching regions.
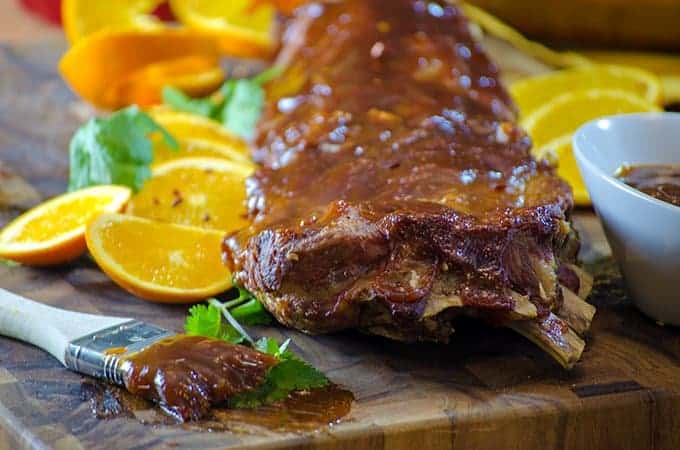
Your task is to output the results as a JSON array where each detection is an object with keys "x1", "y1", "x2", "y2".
[{"x1": 185, "y1": 287, "x2": 329, "y2": 408}]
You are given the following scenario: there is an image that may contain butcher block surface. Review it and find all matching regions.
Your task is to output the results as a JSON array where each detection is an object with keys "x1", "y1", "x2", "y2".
[{"x1": 1, "y1": 41, "x2": 680, "y2": 450}]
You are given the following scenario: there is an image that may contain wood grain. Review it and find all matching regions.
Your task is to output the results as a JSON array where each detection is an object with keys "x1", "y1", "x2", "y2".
[{"x1": 1, "y1": 41, "x2": 680, "y2": 450}]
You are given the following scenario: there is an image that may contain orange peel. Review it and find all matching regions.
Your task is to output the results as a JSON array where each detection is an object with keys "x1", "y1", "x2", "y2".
[
  {"x1": 86, "y1": 213, "x2": 233, "y2": 303},
  {"x1": 0, "y1": 185, "x2": 131, "y2": 266},
  {"x1": 59, "y1": 27, "x2": 221, "y2": 109}
]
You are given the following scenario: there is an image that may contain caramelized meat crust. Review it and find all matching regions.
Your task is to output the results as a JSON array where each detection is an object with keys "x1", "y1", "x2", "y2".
[{"x1": 225, "y1": 0, "x2": 586, "y2": 353}]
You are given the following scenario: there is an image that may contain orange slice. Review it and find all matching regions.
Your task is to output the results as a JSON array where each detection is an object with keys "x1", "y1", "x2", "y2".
[
  {"x1": 523, "y1": 90, "x2": 660, "y2": 207},
  {"x1": 62, "y1": 0, "x2": 164, "y2": 44},
  {"x1": 511, "y1": 65, "x2": 662, "y2": 118},
  {"x1": 539, "y1": 135, "x2": 590, "y2": 206},
  {"x1": 522, "y1": 89, "x2": 661, "y2": 151},
  {"x1": 107, "y1": 55, "x2": 225, "y2": 107},
  {"x1": 127, "y1": 157, "x2": 252, "y2": 232},
  {"x1": 86, "y1": 213, "x2": 232, "y2": 302},
  {"x1": 152, "y1": 137, "x2": 253, "y2": 167},
  {"x1": 59, "y1": 28, "x2": 220, "y2": 109},
  {"x1": 0, "y1": 186, "x2": 131, "y2": 266},
  {"x1": 169, "y1": 0, "x2": 276, "y2": 58},
  {"x1": 579, "y1": 50, "x2": 680, "y2": 104},
  {"x1": 148, "y1": 109, "x2": 250, "y2": 155}
]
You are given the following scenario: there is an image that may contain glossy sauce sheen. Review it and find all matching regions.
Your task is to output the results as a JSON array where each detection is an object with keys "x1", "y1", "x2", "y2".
[
  {"x1": 225, "y1": 0, "x2": 574, "y2": 338},
  {"x1": 86, "y1": 381, "x2": 354, "y2": 433},
  {"x1": 617, "y1": 164, "x2": 680, "y2": 207},
  {"x1": 246, "y1": 0, "x2": 568, "y2": 227},
  {"x1": 121, "y1": 335, "x2": 278, "y2": 422}
]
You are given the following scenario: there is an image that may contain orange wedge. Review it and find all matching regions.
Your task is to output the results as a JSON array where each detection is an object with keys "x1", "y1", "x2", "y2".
[
  {"x1": 107, "y1": 55, "x2": 225, "y2": 107},
  {"x1": 148, "y1": 109, "x2": 250, "y2": 155},
  {"x1": 0, "y1": 186, "x2": 131, "y2": 266},
  {"x1": 523, "y1": 90, "x2": 660, "y2": 206},
  {"x1": 127, "y1": 157, "x2": 252, "y2": 232},
  {"x1": 62, "y1": 0, "x2": 164, "y2": 44},
  {"x1": 59, "y1": 28, "x2": 220, "y2": 109},
  {"x1": 579, "y1": 50, "x2": 680, "y2": 104},
  {"x1": 152, "y1": 137, "x2": 253, "y2": 167},
  {"x1": 169, "y1": 0, "x2": 276, "y2": 58},
  {"x1": 86, "y1": 213, "x2": 232, "y2": 302},
  {"x1": 522, "y1": 89, "x2": 661, "y2": 151},
  {"x1": 511, "y1": 65, "x2": 662, "y2": 118},
  {"x1": 541, "y1": 136, "x2": 590, "y2": 207},
  {"x1": 251, "y1": 0, "x2": 304, "y2": 15}
]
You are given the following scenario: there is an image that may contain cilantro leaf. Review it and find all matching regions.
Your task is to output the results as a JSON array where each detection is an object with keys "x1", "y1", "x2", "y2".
[
  {"x1": 255, "y1": 337, "x2": 294, "y2": 360},
  {"x1": 163, "y1": 67, "x2": 282, "y2": 140},
  {"x1": 229, "y1": 359, "x2": 329, "y2": 408},
  {"x1": 68, "y1": 105, "x2": 178, "y2": 192},
  {"x1": 231, "y1": 298, "x2": 273, "y2": 325},
  {"x1": 218, "y1": 79, "x2": 264, "y2": 140},
  {"x1": 185, "y1": 304, "x2": 221, "y2": 338},
  {"x1": 184, "y1": 286, "x2": 330, "y2": 409},
  {"x1": 185, "y1": 302, "x2": 244, "y2": 344},
  {"x1": 161, "y1": 86, "x2": 219, "y2": 118}
]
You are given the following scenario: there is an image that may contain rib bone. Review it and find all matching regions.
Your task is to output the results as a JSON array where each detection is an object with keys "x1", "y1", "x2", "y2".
[
  {"x1": 509, "y1": 313, "x2": 585, "y2": 369},
  {"x1": 556, "y1": 286, "x2": 596, "y2": 336}
]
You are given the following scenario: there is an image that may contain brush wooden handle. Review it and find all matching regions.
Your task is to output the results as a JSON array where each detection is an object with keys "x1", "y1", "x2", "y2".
[{"x1": 0, "y1": 288, "x2": 131, "y2": 365}]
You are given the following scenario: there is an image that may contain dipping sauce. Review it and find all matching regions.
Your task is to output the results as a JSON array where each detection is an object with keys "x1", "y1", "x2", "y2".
[{"x1": 616, "y1": 164, "x2": 680, "y2": 207}]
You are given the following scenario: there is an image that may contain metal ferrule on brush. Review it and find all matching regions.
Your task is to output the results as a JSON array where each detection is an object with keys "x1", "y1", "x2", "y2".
[{"x1": 64, "y1": 321, "x2": 174, "y2": 385}]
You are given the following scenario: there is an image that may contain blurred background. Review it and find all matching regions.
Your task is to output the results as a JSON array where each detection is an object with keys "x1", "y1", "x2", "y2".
[
  {"x1": 1, "y1": 0, "x2": 62, "y2": 42},
  {"x1": 3, "y1": 0, "x2": 680, "y2": 49}
]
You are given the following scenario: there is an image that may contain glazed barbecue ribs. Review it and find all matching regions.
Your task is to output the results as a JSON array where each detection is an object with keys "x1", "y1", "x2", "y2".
[{"x1": 225, "y1": 0, "x2": 595, "y2": 368}]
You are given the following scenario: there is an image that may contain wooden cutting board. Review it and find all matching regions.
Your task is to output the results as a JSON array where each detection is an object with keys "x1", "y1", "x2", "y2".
[{"x1": 1, "y1": 40, "x2": 680, "y2": 450}]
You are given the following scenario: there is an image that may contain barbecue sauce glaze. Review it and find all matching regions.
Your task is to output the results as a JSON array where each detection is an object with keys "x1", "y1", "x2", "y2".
[
  {"x1": 225, "y1": 0, "x2": 575, "y2": 338},
  {"x1": 120, "y1": 335, "x2": 277, "y2": 422}
]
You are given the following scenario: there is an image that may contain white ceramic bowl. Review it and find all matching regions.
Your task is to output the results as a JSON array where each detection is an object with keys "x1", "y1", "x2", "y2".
[{"x1": 573, "y1": 112, "x2": 680, "y2": 325}]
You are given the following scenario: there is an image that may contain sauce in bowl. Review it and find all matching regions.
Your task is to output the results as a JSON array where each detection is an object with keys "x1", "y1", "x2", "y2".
[{"x1": 616, "y1": 164, "x2": 680, "y2": 207}]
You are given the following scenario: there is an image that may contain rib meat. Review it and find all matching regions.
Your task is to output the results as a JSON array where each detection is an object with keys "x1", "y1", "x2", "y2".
[{"x1": 225, "y1": 0, "x2": 595, "y2": 367}]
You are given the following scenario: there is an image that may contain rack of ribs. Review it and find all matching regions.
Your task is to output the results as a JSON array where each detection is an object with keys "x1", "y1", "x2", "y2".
[{"x1": 225, "y1": 0, "x2": 595, "y2": 368}]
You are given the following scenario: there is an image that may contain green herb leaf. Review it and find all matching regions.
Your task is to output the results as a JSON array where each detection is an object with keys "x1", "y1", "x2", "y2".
[
  {"x1": 229, "y1": 359, "x2": 329, "y2": 408},
  {"x1": 162, "y1": 86, "x2": 219, "y2": 118},
  {"x1": 184, "y1": 286, "x2": 330, "y2": 409},
  {"x1": 255, "y1": 337, "x2": 295, "y2": 360},
  {"x1": 251, "y1": 65, "x2": 284, "y2": 85},
  {"x1": 163, "y1": 67, "x2": 281, "y2": 140},
  {"x1": 185, "y1": 303, "x2": 222, "y2": 338},
  {"x1": 231, "y1": 298, "x2": 273, "y2": 325},
  {"x1": 68, "y1": 105, "x2": 178, "y2": 192},
  {"x1": 218, "y1": 79, "x2": 265, "y2": 140},
  {"x1": 185, "y1": 302, "x2": 244, "y2": 345},
  {"x1": 0, "y1": 258, "x2": 20, "y2": 268}
]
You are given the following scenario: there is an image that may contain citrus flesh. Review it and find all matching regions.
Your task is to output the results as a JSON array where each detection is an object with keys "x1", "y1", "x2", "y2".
[
  {"x1": 511, "y1": 65, "x2": 662, "y2": 118},
  {"x1": 62, "y1": 0, "x2": 163, "y2": 43},
  {"x1": 0, "y1": 185, "x2": 131, "y2": 265},
  {"x1": 169, "y1": 0, "x2": 276, "y2": 57},
  {"x1": 148, "y1": 109, "x2": 249, "y2": 154},
  {"x1": 522, "y1": 89, "x2": 661, "y2": 150},
  {"x1": 86, "y1": 213, "x2": 232, "y2": 302},
  {"x1": 127, "y1": 157, "x2": 252, "y2": 232},
  {"x1": 152, "y1": 137, "x2": 253, "y2": 168}
]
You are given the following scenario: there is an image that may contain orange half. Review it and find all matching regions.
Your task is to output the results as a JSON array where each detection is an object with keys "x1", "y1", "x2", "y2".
[
  {"x1": 127, "y1": 157, "x2": 252, "y2": 232},
  {"x1": 59, "y1": 28, "x2": 220, "y2": 109},
  {"x1": 0, "y1": 185, "x2": 131, "y2": 266},
  {"x1": 86, "y1": 213, "x2": 232, "y2": 303}
]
